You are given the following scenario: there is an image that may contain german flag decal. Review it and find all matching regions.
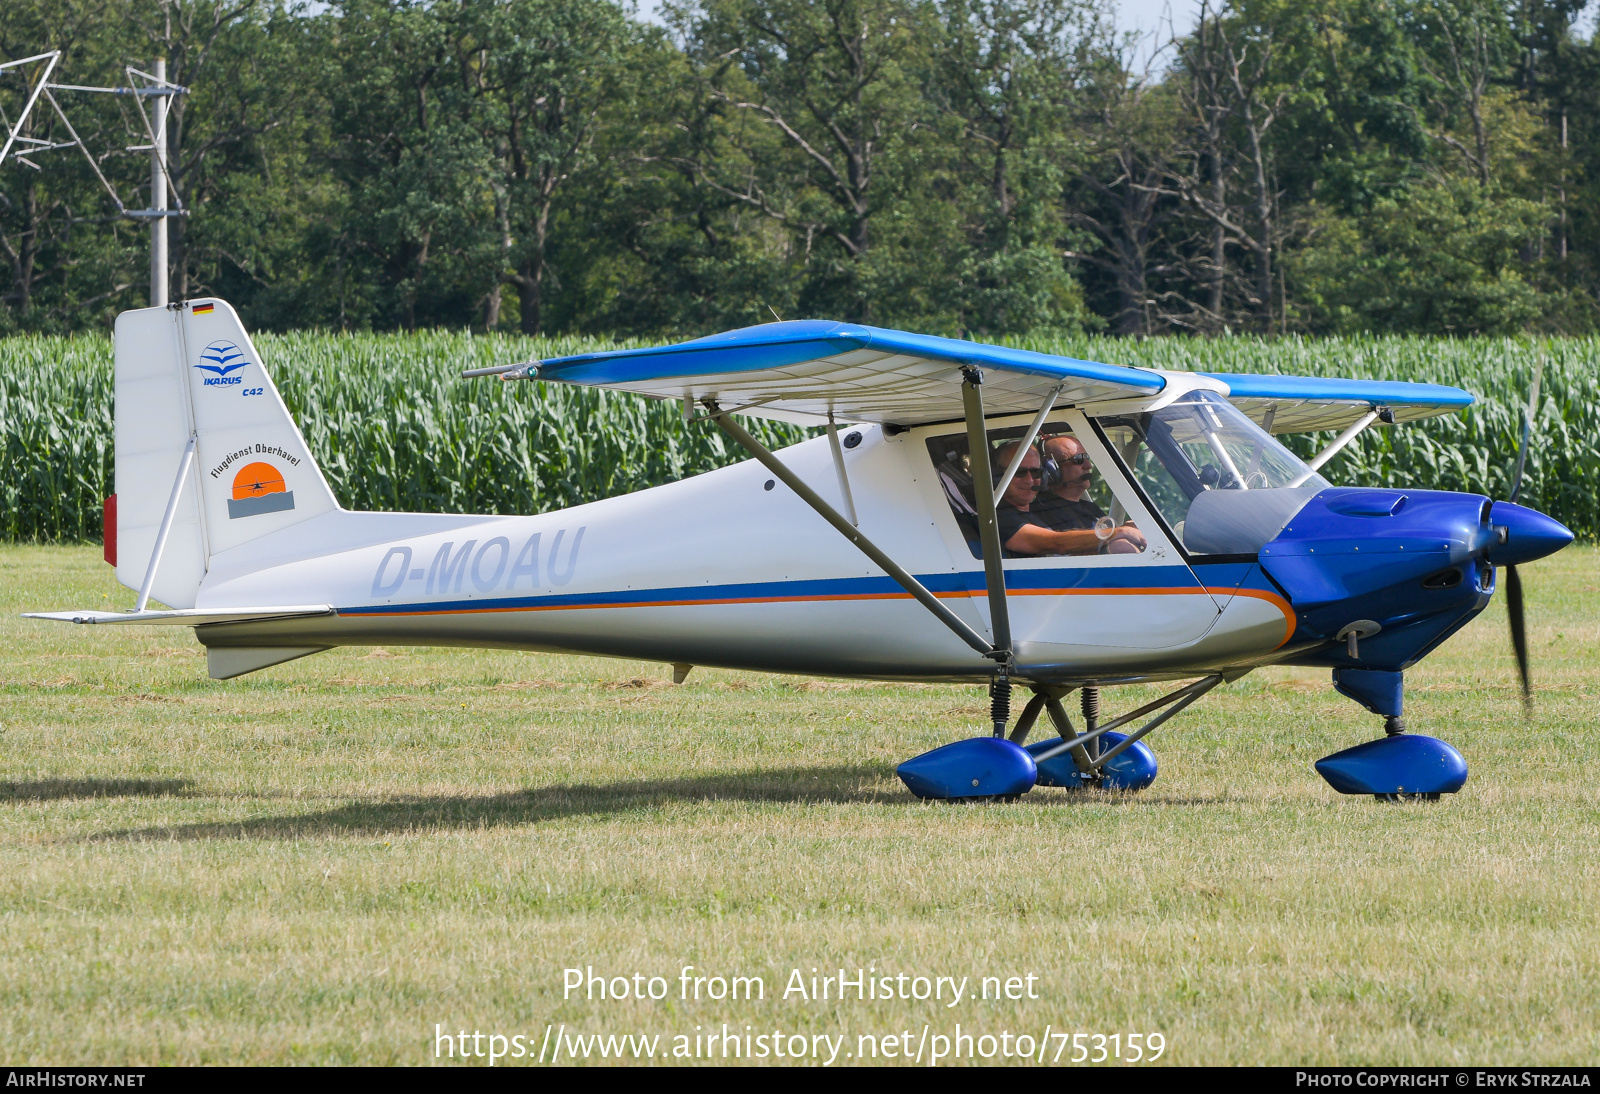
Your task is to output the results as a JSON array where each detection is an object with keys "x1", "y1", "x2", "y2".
[{"x1": 192, "y1": 302, "x2": 215, "y2": 314}]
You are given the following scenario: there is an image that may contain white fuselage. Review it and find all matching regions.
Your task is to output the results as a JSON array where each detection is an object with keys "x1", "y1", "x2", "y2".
[{"x1": 194, "y1": 408, "x2": 1297, "y2": 684}]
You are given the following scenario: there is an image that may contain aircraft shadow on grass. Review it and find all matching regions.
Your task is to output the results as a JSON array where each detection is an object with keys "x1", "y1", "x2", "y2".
[
  {"x1": 93, "y1": 764, "x2": 909, "y2": 842},
  {"x1": 2, "y1": 777, "x2": 192, "y2": 802},
  {"x1": 80, "y1": 769, "x2": 1220, "y2": 843}
]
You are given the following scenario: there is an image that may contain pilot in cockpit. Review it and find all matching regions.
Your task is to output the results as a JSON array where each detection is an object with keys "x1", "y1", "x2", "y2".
[
  {"x1": 994, "y1": 439, "x2": 1147, "y2": 557},
  {"x1": 1033, "y1": 435, "x2": 1143, "y2": 554}
]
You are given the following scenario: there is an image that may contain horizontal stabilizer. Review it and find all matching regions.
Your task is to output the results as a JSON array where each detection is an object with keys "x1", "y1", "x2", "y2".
[{"x1": 24, "y1": 605, "x2": 335, "y2": 626}]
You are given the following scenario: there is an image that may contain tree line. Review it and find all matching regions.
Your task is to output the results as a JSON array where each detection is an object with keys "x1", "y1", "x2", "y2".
[{"x1": 1, "y1": 0, "x2": 1596, "y2": 339}]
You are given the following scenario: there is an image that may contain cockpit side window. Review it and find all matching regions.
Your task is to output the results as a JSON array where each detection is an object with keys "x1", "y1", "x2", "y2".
[
  {"x1": 925, "y1": 422, "x2": 1148, "y2": 559},
  {"x1": 925, "y1": 433, "x2": 985, "y2": 553}
]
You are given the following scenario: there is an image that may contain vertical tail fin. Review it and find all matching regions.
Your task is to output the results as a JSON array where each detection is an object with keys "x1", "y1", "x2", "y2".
[{"x1": 114, "y1": 299, "x2": 338, "y2": 608}]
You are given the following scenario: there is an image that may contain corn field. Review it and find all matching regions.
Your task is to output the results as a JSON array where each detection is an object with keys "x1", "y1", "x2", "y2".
[{"x1": 0, "y1": 330, "x2": 1594, "y2": 543}]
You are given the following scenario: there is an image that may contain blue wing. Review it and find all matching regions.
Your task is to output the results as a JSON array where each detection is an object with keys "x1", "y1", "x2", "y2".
[
  {"x1": 533, "y1": 320, "x2": 1164, "y2": 427},
  {"x1": 524, "y1": 319, "x2": 1474, "y2": 431},
  {"x1": 1202, "y1": 373, "x2": 1475, "y2": 432}
]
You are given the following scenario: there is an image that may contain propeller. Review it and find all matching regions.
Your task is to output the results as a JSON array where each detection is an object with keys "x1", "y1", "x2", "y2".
[
  {"x1": 1504, "y1": 562, "x2": 1530, "y2": 708},
  {"x1": 1503, "y1": 357, "x2": 1543, "y2": 711}
]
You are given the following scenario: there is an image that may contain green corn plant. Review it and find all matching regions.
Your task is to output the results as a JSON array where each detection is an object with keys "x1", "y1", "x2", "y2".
[
  {"x1": 0, "y1": 334, "x2": 114, "y2": 543},
  {"x1": 0, "y1": 330, "x2": 809, "y2": 542},
  {"x1": 0, "y1": 330, "x2": 1595, "y2": 543}
]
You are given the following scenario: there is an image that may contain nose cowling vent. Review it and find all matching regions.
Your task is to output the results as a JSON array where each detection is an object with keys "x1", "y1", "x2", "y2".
[{"x1": 1326, "y1": 492, "x2": 1408, "y2": 517}]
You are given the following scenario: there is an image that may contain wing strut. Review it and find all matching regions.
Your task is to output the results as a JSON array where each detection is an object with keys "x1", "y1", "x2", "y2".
[
  {"x1": 993, "y1": 382, "x2": 1064, "y2": 504},
  {"x1": 960, "y1": 370, "x2": 1013, "y2": 661},
  {"x1": 1292, "y1": 407, "x2": 1392, "y2": 485},
  {"x1": 959, "y1": 370, "x2": 1019, "y2": 736},
  {"x1": 705, "y1": 402, "x2": 993, "y2": 659},
  {"x1": 825, "y1": 411, "x2": 859, "y2": 526}
]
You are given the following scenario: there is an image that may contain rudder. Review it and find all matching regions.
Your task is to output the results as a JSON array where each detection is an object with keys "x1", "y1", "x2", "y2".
[{"x1": 114, "y1": 299, "x2": 338, "y2": 608}]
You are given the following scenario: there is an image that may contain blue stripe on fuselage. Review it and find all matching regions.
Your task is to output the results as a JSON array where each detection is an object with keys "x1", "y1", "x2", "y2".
[{"x1": 341, "y1": 565, "x2": 1206, "y2": 616}]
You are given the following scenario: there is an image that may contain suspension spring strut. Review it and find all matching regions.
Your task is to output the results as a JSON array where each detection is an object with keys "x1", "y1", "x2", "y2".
[
  {"x1": 1081, "y1": 686, "x2": 1100, "y2": 758},
  {"x1": 990, "y1": 669, "x2": 1012, "y2": 738}
]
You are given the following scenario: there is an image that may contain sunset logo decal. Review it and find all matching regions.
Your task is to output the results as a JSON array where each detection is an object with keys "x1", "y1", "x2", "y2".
[{"x1": 226, "y1": 461, "x2": 295, "y2": 519}]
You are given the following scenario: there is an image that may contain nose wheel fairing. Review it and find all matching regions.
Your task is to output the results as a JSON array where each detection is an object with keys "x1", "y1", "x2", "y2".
[{"x1": 1315, "y1": 734, "x2": 1468, "y2": 798}]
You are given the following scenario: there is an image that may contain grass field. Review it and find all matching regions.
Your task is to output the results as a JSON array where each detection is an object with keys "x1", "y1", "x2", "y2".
[{"x1": 1, "y1": 544, "x2": 1597, "y2": 1066}]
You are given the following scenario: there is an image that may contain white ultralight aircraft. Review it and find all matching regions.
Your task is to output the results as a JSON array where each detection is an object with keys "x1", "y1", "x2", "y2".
[{"x1": 29, "y1": 300, "x2": 1573, "y2": 801}]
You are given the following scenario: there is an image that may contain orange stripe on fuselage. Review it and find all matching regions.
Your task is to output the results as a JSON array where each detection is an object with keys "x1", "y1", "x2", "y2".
[
  {"x1": 1202, "y1": 586, "x2": 1296, "y2": 649},
  {"x1": 343, "y1": 587, "x2": 1222, "y2": 618},
  {"x1": 343, "y1": 584, "x2": 1295, "y2": 649}
]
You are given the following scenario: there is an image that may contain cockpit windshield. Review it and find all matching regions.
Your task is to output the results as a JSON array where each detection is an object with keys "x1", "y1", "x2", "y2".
[{"x1": 1095, "y1": 391, "x2": 1328, "y2": 556}]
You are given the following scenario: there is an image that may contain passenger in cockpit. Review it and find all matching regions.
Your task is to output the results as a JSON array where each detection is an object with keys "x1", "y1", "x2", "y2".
[
  {"x1": 993, "y1": 443, "x2": 1047, "y2": 556},
  {"x1": 993, "y1": 440, "x2": 1147, "y2": 557}
]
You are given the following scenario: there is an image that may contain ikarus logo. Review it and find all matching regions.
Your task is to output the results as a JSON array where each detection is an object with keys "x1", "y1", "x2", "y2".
[{"x1": 195, "y1": 340, "x2": 248, "y2": 386}]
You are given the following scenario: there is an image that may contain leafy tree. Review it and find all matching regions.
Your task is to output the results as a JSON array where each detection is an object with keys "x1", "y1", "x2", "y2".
[
  {"x1": 677, "y1": 0, "x2": 926, "y2": 320},
  {"x1": 0, "y1": 0, "x2": 147, "y2": 328},
  {"x1": 461, "y1": 0, "x2": 633, "y2": 334},
  {"x1": 1291, "y1": 176, "x2": 1549, "y2": 333},
  {"x1": 1, "y1": 0, "x2": 1597, "y2": 336},
  {"x1": 923, "y1": 0, "x2": 1103, "y2": 333}
]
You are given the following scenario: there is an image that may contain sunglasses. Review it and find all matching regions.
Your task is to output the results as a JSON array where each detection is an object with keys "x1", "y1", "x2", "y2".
[
  {"x1": 1014, "y1": 467, "x2": 1045, "y2": 479},
  {"x1": 1058, "y1": 453, "x2": 1091, "y2": 465}
]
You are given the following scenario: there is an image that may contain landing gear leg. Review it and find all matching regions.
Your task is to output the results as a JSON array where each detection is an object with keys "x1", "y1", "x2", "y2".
[
  {"x1": 1317, "y1": 668, "x2": 1467, "y2": 799},
  {"x1": 1028, "y1": 676, "x2": 1223, "y2": 791},
  {"x1": 1007, "y1": 691, "x2": 1048, "y2": 745},
  {"x1": 990, "y1": 668, "x2": 1012, "y2": 738},
  {"x1": 1045, "y1": 693, "x2": 1097, "y2": 785}
]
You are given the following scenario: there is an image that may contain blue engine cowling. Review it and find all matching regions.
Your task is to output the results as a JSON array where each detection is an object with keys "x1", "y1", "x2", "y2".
[
  {"x1": 897, "y1": 737, "x2": 1037, "y2": 800},
  {"x1": 1026, "y1": 731, "x2": 1158, "y2": 791},
  {"x1": 1259, "y1": 488, "x2": 1502, "y2": 672}
]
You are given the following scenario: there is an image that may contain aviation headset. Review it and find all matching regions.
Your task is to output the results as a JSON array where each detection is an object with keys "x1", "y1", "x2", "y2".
[{"x1": 995, "y1": 439, "x2": 1091, "y2": 489}]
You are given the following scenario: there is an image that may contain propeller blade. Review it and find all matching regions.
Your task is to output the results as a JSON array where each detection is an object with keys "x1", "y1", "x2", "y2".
[
  {"x1": 1509, "y1": 357, "x2": 1543, "y2": 505},
  {"x1": 1505, "y1": 563, "x2": 1532, "y2": 711}
]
